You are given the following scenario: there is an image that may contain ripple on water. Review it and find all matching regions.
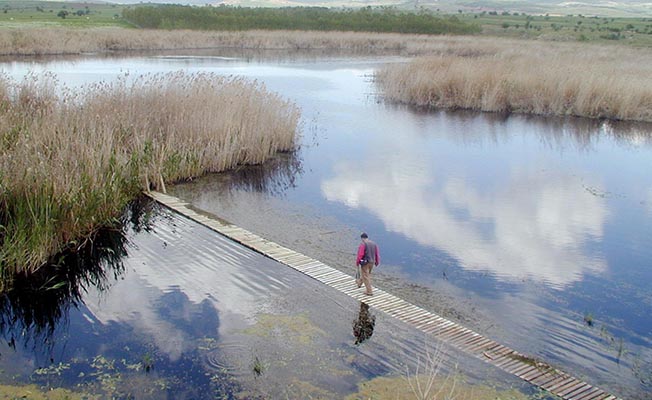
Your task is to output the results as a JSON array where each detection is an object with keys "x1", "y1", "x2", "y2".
[{"x1": 202, "y1": 342, "x2": 249, "y2": 375}]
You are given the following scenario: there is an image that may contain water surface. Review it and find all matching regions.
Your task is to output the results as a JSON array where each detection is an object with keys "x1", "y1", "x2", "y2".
[{"x1": 2, "y1": 52, "x2": 651, "y2": 399}]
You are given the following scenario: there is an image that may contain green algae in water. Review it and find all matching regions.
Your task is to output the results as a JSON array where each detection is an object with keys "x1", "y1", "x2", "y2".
[
  {"x1": 345, "y1": 375, "x2": 533, "y2": 400},
  {"x1": 242, "y1": 313, "x2": 326, "y2": 345},
  {"x1": 0, "y1": 384, "x2": 93, "y2": 400}
]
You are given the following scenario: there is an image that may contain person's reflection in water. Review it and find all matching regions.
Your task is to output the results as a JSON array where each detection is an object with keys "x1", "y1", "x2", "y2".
[{"x1": 353, "y1": 302, "x2": 376, "y2": 345}]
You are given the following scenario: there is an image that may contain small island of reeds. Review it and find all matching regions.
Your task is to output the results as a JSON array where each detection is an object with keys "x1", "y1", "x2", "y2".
[
  {"x1": 0, "y1": 72, "x2": 300, "y2": 289},
  {"x1": 376, "y1": 39, "x2": 652, "y2": 122}
]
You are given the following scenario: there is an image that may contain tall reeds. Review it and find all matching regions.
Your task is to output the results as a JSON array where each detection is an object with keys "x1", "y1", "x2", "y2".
[
  {"x1": 0, "y1": 27, "x2": 544, "y2": 57},
  {"x1": 0, "y1": 72, "x2": 300, "y2": 283},
  {"x1": 376, "y1": 42, "x2": 652, "y2": 121}
]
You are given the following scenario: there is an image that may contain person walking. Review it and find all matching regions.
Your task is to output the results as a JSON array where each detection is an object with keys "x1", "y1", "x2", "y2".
[{"x1": 355, "y1": 232, "x2": 380, "y2": 296}]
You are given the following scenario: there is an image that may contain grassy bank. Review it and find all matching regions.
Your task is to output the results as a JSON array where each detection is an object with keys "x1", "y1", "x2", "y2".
[
  {"x1": 376, "y1": 40, "x2": 652, "y2": 121},
  {"x1": 0, "y1": 72, "x2": 300, "y2": 287},
  {"x1": 458, "y1": 11, "x2": 652, "y2": 47},
  {"x1": 0, "y1": 0, "x2": 129, "y2": 28}
]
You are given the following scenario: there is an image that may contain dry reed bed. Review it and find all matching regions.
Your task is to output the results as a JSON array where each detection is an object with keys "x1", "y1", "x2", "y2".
[
  {"x1": 3, "y1": 27, "x2": 650, "y2": 120},
  {"x1": 0, "y1": 72, "x2": 300, "y2": 280},
  {"x1": 376, "y1": 42, "x2": 652, "y2": 121},
  {"x1": 0, "y1": 26, "x2": 584, "y2": 56}
]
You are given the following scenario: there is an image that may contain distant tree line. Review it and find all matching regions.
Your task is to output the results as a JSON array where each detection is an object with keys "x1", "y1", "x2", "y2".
[{"x1": 122, "y1": 5, "x2": 480, "y2": 35}]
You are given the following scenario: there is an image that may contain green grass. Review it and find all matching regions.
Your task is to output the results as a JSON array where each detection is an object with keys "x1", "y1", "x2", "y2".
[
  {"x1": 418, "y1": 0, "x2": 652, "y2": 18},
  {"x1": 456, "y1": 11, "x2": 652, "y2": 47},
  {"x1": 0, "y1": 1, "x2": 129, "y2": 28},
  {"x1": 122, "y1": 5, "x2": 480, "y2": 35}
]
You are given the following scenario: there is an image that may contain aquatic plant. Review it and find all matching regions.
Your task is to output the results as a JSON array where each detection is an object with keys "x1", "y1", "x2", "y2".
[
  {"x1": 404, "y1": 343, "x2": 458, "y2": 400},
  {"x1": 346, "y1": 360, "x2": 531, "y2": 399},
  {"x1": 142, "y1": 352, "x2": 154, "y2": 373},
  {"x1": 0, "y1": 383, "x2": 86, "y2": 400},
  {"x1": 251, "y1": 355, "x2": 265, "y2": 377},
  {"x1": 0, "y1": 72, "x2": 300, "y2": 285}
]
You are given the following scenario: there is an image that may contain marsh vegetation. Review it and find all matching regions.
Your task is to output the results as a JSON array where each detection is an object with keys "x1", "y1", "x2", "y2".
[
  {"x1": 0, "y1": 71, "x2": 299, "y2": 285},
  {"x1": 376, "y1": 39, "x2": 652, "y2": 121}
]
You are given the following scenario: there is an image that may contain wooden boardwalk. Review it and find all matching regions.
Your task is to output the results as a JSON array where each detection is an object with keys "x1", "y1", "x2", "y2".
[{"x1": 147, "y1": 191, "x2": 621, "y2": 400}]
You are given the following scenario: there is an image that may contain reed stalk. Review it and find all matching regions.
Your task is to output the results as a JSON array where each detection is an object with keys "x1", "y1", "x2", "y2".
[{"x1": 0, "y1": 72, "x2": 300, "y2": 284}]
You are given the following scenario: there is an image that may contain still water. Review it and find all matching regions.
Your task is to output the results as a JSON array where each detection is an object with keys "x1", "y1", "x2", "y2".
[{"x1": 2, "y1": 52, "x2": 652, "y2": 399}]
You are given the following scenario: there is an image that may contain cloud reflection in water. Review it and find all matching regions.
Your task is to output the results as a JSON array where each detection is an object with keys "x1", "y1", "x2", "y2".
[{"x1": 322, "y1": 119, "x2": 609, "y2": 288}]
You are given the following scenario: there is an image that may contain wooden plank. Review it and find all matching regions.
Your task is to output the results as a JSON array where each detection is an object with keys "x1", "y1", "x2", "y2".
[
  {"x1": 372, "y1": 296, "x2": 400, "y2": 307},
  {"x1": 290, "y1": 258, "x2": 319, "y2": 268},
  {"x1": 381, "y1": 301, "x2": 411, "y2": 314},
  {"x1": 543, "y1": 376, "x2": 576, "y2": 392},
  {"x1": 467, "y1": 338, "x2": 497, "y2": 354},
  {"x1": 291, "y1": 261, "x2": 323, "y2": 271},
  {"x1": 557, "y1": 380, "x2": 588, "y2": 397},
  {"x1": 577, "y1": 388, "x2": 611, "y2": 400},
  {"x1": 591, "y1": 394, "x2": 615, "y2": 400},
  {"x1": 285, "y1": 255, "x2": 315, "y2": 264},
  {"x1": 428, "y1": 324, "x2": 460, "y2": 339},
  {"x1": 461, "y1": 335, "x2": 487, "y2": 350},
  {"x1": 322, "y1": 275, "x2": 351, "y2": 286},
  {"x1": 560, "y1": 383, "x2": 593, "y2": 398},
  {"x1": 447, "y1": 330, "x2": 476, "y2": 347},
  {"x1": 322, "y1": 275, "x2": 350, "y2": 285},
  {"x1": 301, "y1": 264, "x2": 329, "y2": 274},
  {"x1": 399, "y1": 308, "x2": 429, "y2": 323},
  {"x1": 385, "y1": 304, "x2": 414, "y2": 315},
  {"x1": 512, "y1": 364, "x2": 537, "y2": 378},
  {"x1": 520, "y1": 366, "x2": 547, "y2": 380},
  {"x1": 494, "y1": 355, "x2": 520, "y2": 369},
  {"x1": 310, "y1": 268, "x2": 339, "y2": 278},
  {"x1": 413, "y1": 316, "x2": 444, "y2": 330},
  {"x1": 530, "y1": 372, "x2": 561, "y2": 387},
  {"x1": 505, "y1": 361, "x2": 532, "y2": 375},
  {"x1": 325, "y1": 275, "x2": 352, "y2": 286},
  {"x1": 555, "y1": 380, "x2": 584, "y2": 397},
  {"x1": 331, "y1": 279, "x2": 356, "y2": 289},
  {"x1": 482, "y1": 344, "x2": 513, "y2": 360}
]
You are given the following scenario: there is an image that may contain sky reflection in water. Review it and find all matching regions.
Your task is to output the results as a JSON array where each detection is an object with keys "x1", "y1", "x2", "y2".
[{"x1": 321, "y1": 113, "x2": 611, "y2": 288}]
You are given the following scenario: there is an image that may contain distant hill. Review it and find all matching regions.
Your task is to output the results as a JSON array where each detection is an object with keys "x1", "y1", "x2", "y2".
[{"x1": 35, "y1": 0, "x2": 652, "y2": 17}]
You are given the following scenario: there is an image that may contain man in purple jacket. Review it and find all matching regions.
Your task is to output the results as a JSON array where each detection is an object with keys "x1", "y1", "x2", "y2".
[{"x1": 356, "y1": 232, "x2": 380, "y2": 296}]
